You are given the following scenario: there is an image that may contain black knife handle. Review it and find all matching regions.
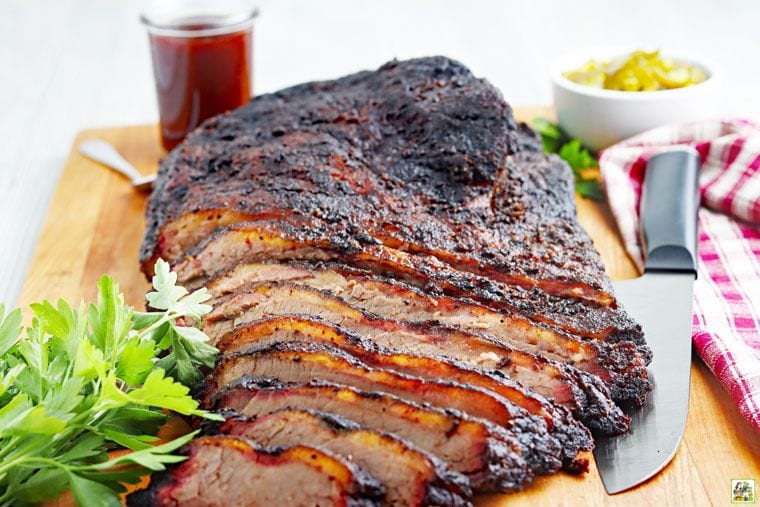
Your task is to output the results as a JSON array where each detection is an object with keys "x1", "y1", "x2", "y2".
[{"x1": 640, "y1": 149, "x2": 700, "y2": 275}]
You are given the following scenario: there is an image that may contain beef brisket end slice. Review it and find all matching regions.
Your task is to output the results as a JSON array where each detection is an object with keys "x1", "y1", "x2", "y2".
[
  {"x1": 216, "y1": 316, "x2": 592, "y2": 473},
  {"x1": 141, "y1": 57, "x2": 620, "y2": 310},
  {"x1": 206, "y1": 340, "x2": 563, "y2": 476},
  {"x1": 215, "y1": 409, "x2": 472, "y2": 506},
  {"x1": 209, "y1": 377, "x2": 531, "y2": 492},
  {"x1": 126, "y1": 435, "x2": 384, "y2": 507},
  {"x1": 204, "y1": 279, "x2": 651, "y2": 410}
]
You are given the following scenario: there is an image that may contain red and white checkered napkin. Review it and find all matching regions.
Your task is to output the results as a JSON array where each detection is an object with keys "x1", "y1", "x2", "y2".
[{"x1": 599, "y1": 119, "x2": 760, "y2": 432}]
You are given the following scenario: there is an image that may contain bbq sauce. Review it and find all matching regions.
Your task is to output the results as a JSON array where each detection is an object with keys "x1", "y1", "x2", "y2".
[{"x1": 149, "y1": 20, "x2": 252, "y2": 151}]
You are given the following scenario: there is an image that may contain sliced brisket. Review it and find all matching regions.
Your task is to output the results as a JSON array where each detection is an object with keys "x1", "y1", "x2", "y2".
[
  {"x1": 202, "y1": 281, "x2": 630, "y2": 434},
  {"x1": 210, "y1": 377, "x2": 531, "y2": 492},
  {"x1": 135, "y1": 56, "x2": 653, "y2": 498},
  {"x1": 204, "y1": 261, "x2": 645, "y2": 346},
  {"x1": 206, "y1": 341, "x2": 563, "y2": 476},
  {"x1": 126, "y1": 435, "x2": 384, "y2": 506},
  {"x1": 172, "y1": 220, "x2": 642, "y2": 345},
  {"x1": 216, "y1": 409, "x2": 472, "y2": 506},
  {"x1": 205, "y1": 280, "x2": 651, "y2": 408},
  {"x1": 216, "y1": 316, "x2": 592, "y2": 472}
]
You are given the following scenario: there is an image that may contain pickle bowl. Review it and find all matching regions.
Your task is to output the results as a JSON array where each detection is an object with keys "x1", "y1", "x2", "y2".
[{"x1": 551, "y1": 47, "x2": 722, "y2": 151}]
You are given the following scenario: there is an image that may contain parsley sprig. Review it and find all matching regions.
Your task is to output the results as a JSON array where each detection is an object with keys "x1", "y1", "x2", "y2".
[
  {"x1": 0, "y1": 259, "x2": 221, "y2": 506},
  {"x1": 532, "y1": 118, "x2": 604, "y2": 201}
]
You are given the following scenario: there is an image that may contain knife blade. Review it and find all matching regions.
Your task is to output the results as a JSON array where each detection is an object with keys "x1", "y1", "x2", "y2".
[{"x1": 594, "y1": 148, "x2": 700, "y2": 494}]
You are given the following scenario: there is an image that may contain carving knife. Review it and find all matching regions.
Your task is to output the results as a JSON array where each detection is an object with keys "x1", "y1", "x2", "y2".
[{"x1": 594, "y1": 148, "x2": 700, "y2": 494}]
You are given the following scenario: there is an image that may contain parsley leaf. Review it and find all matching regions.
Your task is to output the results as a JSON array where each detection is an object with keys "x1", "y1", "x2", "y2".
[
  {"x1": 119, "y1": 369, "x2": 215, "y2": 418},
  {"x1": 558, "y1": 139, "x2": 596, "y2": 171},
  {"x1": 575, "y1": 179, "x2": 605, "y2": 201},
  {"x1": 145, "y1": 260, "x2": 189, "y2": 312},
  {"x1": 68, "y1": 473, "x2": 122, "y2": 507},
  {"x1": 0, "y1": 261, "x2": 220, "y2": 506},
  {"x1": 137, "y1": 259, "x2": 215, "y2": 385},
  {"x1": 532, "y1": 117, "x2": 564, "y2": 153},
  {"x1": 0, "y1": 306, "x2": 23, "y2": 357},
  {"x1": 532, "y1": 117, "x2": 604, "y2": 201},
  {"x1": 146, "y1": 259, "x2": 211, "y2": 318}
]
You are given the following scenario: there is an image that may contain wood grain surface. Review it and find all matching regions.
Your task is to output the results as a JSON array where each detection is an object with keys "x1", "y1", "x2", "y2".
[{"x1": 19, "y1": 109, "x2": 760, "y2": 506}]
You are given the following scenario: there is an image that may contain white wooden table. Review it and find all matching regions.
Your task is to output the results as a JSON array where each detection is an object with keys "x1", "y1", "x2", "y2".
[{"x1": 2, "y1": 0, "x2": 759, "y2": 306}]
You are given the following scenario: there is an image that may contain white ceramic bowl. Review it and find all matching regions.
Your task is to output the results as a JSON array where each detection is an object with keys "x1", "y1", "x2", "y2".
[{"x1": 551, "y1": 49, "x2": 722, "y2": 151}]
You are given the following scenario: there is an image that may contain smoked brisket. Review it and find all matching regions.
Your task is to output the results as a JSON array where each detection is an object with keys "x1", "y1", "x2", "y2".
[
  {"x1": 214, "y1": 316, "x2": 593, "y2": 472},
  {"x1": 135, "y1": 56, "x2": 653, "y2": 500},
  {"x1": 216, "y1": 409, "x2": 472, "y2": 506},
  {"x1": 209, "y1": 377, "x2": 532, "y2": 492},
  {"x1": 141, "y1": 58, "x2": 617, "y2": 308},
  {"x1": 126, "y1": 435, "x2": 384, "y2": 506}
]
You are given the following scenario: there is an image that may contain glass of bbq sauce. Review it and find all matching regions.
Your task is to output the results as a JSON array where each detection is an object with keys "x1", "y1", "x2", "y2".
[{"x1": 141, "y1": 1, "x2": 259, "y2": 151}]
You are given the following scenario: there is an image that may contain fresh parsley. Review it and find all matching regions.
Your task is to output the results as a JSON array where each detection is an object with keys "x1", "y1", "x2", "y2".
[
  {"x1": 0, "y1": 259, "x2": 221, "y2": 507},
  {"x1": 533, "y1": 118, "x2": 604, "y2": 201}
]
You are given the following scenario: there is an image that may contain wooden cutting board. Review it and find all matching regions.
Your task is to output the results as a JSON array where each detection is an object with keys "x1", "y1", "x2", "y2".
[{"x1": 19, "y1": 108, "x2": 760, "y2": 506}]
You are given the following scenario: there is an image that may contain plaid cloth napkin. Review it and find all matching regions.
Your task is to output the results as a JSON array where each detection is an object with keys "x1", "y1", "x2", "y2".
[{"x1": 599, "y1": 119, "x2": 760, "y2": 432}]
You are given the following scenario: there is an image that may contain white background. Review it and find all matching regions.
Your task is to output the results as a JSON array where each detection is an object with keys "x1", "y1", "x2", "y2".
[{"x1": 1, "y1": 0, "x2": 759, "y2": 306}]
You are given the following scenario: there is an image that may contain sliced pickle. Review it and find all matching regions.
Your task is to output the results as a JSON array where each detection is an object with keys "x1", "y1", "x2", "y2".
[{"x1": 563, "y1": 50, "x2": 707, "y2": 91}]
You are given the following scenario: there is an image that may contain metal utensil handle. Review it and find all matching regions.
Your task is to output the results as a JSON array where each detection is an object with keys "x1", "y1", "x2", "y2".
[
  {"x1": 640, "y1": 149, "x2": 700, "y2": 275},
  {"x1": 78, "y1": 139, "x2": 143, "y2": 182}
]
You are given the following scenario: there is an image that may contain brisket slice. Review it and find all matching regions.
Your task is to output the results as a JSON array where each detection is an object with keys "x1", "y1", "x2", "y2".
[
  {"x1": 126, "y1": 435, "x2": 384, "y2": 507},
  {"x1": 206, "y1": 341, "x2": 562, "y2": 476},
  {"x1": 210, "y1": 377, "x2": 530, "y2": 492},
  {"x1": 205, "y1": 280, "x2": 650, "y2": 408},
  {"x1": 172, "y1": 220, "x2": 642, "y2": 345},
  {"x1": 216, "y1": 409, "x2": 472, "y2": 506},
  {"x1": 141, "y1": 57, "x2": 616, "y2": 306},
  {"x1": 205, "y1": 261, "x2": 643, "y2": 347},
  {"x1": 204, "y1": 300, "x2": 580, "y2": 407},
  {"x1": 201, "y1": 282, "x2": 630, "y2": 435},
  {"x1": 204, "y1": 259, "x2": 648, "y2": 360},
  {"x1": 216, "y1": 316, "x2": 592, "y2": 473}
]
